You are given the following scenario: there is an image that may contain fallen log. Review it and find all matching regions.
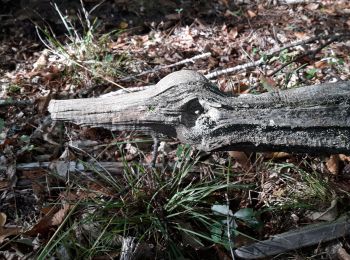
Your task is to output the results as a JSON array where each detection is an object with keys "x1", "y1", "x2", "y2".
[{"x1": 48, "y1": 70, "x2": 350, "y2": 154}]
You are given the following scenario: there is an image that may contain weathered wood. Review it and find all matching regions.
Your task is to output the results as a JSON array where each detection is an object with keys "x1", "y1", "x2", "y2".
[{"x1": 49, "y1": 70, "x2": 350, "y2": 153}]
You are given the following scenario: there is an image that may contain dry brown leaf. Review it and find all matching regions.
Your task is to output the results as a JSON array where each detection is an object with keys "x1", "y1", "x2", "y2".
[
  {"x1": 264, "y1": 152, "x2": 291, "y2": 159},
  {"x1": 219, "y1": 0, "x2": 229, "y2": 7},
  {"x1": 6, "y1": 162, "x2": 17, "y2": 189},
  {"x1": 50, "y1": 204, "x2": 71, "y2": 226},
  {"x1": 165, "y1": 13, "x2": 181, "y2": 21},
  {"x1": 294, "y1": 32, "x2": 307, "y2": 39},
  {"x1": 326, "y1": 155, "x2": 340, "y2": 175},
  {"x1": 228, "y1": 151, "x2": 251, "y2": 171},
  {"x1": 0, "y1": 213, "x2": 6, "y2": 227},
  {"x1": 36, "y1": 93, "x2": 52, "y2": 114},
  {"x1": 208, "y1": 56, "x2": 218, "y2": 70},
  {"x1": 224, "y1": 9, "x2": 235, "y2": 17},
  {"x1": 25, "y1": 204, "x2": 71, "y2": 236},
  {"x1": 306, "y1": 3, "x2": 319, "y2": 11},
  {"x1": 0, "y1": 181, "x2": 9, "y2": 191},
  {"x1": 314, "y1": 60, "x2": 328, "y2": 69},
  {"x1": 32, "y1": 49, "x2": 49, "y2": 71},
  {"x1": 0, "y1": 227, "x2": 21, "y2": 244},
  {"x1": 273, "y1": 188, "x2": 285, "y2": 197},
  {"x1": 339, "y1": 154, "x2": 350, "y2": 162},
  {"x1": 229, "y1": 27, "x2": 238, "y2": 39},
  {"x1": 118, "y1": 21, "x2": 128, "y2": 29},
  {"x1": 257, "y1": 4, "x2": 265, "y2": 12},
  {"x1": 247, "y1": 10, "x2": 257, "y2": 18},
  {"x1": 337, "y1": 246, "x2": 350, "y2": 260},
  {"x1": 260, "y1": 76, "x2": 277, "y2": 91},
  {"x1": 322, "y1": 7, "x2": 336, "y2": 15},
  {"x1": 40, "y1": 206, "x2": 54, "y2": 215}
]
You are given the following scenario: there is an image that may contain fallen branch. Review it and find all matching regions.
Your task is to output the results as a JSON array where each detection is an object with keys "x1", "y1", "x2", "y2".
[
  {"x1": 3, "y1": 161, "x2": 205, "y2": 179},
  {"x1": 235, "y1": 215, "x2": 350, "y2": 259},
  {"x1": 205, "y1": 33, "x2": 350, "y2": 79},
  {"x1": 268, "y1": 34, "x2": 348, "y2": 77},
  {"x1": 0, "y1": 99, "x2": 34, "y2": 107},
  {"x1": 49, "y1": 70, "x2": 350, "y2": 154}
]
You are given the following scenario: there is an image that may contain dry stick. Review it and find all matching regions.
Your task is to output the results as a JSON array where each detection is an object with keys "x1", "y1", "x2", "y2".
[
  {"x1": 205, "y1": 33, "x2": 350, "y2": 79},
  {"x1": 4, "y1": 161, "x2": 203, "y2": 178},
  {"x1": 119, "y1": 52, "x2": 211, "y2": 82},
  {"x1": 225, "y1": 193, "x2": 235, "y2": 260},
  {"x1": 277, "y1": 0, "x2": 318, "y2": 4},
  {"x1": 0, "y1": 99, "x2": 34, "y2": 107},
  {"x1": 268, "y1": 34, "x2": 349, "y2": 77}
]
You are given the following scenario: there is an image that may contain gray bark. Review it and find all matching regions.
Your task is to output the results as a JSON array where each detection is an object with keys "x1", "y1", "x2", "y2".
[{"x1": 48, "y1": 70, "x2": 350, "y2": 154}]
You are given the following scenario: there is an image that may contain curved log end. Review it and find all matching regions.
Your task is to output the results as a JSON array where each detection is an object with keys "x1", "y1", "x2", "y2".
[{"x1": 155, "y1": 70, "x2": 209, "y2": 91}]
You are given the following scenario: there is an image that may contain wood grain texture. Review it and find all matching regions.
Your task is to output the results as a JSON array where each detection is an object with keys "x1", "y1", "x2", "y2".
[{"x1": 49, "y1": 70, "x2": 350, "y2": 153}]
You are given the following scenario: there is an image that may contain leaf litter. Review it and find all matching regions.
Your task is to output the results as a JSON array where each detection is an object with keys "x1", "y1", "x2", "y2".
[{"x1": 1, "y1": 0, "x2": 350, "y2": 258}]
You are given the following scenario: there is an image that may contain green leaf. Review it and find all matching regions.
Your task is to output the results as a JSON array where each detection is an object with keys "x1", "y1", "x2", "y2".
[
  {"x1": 234, "y1": 208, "x2": 254, "y2": 219},
  {"x1": 8, "y1": 84, "x2": 21, "y2": 93},
  {"x1": 306, "y1": 68, "x2": 317, "y2": 79},
  {"x1": 20, "y1": 135, "x2": 30, "y2": 143},
  {"x1": 175, "y1": 144, "x2": 191, "y2": 158},
  {"x1": 234, "y1": 208, "x2": 262, "y2": 229},
  {"x1": 210, "y1": 222, "x2": 224, "y2": 244},
  {"x1": 210, "y1": 221, "x2": 236, "y2": 249},
  {"x1": 211, "y1": 204, "x2": 234, "y2": 216}
]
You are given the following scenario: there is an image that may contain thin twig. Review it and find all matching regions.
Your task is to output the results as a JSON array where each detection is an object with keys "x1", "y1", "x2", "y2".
[
  {"x1": 205, "y1": 33, "x2": 350, "y2": 79},
  {"x1": 268, "y1": 35, "x2": 342, "y2": 77},
  {"x1": 150, "y1": 134, "x2": 160, "y2": 168},
  {"x1": 0, "y1": 99, "x2": 34, "y2": 107},
  {"x1": 225, "y1": 193, "x2": 235, "y2": 260}
]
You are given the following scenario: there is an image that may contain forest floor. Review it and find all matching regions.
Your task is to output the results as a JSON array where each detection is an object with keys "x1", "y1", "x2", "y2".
[{"x1": 1, "y1": 0, "x2": 350, "y2": 259}]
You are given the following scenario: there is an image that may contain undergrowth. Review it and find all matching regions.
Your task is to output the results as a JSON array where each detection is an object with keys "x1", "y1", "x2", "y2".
[
  {"x1": 33, "y1": 146, "x2": 341, "y2": 259},
  {"x1": 26, "y1": 2, "x2": 343, "y2": 259},
  {"x1": 36, "y1": 1, "x2": 128, "y2": 91},
  {"x1": 36, "y1": 144, "x2": 252, "y2": 259}
]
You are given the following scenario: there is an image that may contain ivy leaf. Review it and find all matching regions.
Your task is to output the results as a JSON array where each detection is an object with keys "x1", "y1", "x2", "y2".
[{"x1": 234, "y1": 208, "x2": 262, "y2": 229}]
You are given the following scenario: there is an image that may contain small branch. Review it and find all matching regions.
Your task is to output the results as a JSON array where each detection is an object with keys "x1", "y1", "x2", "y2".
[
  {"x1": 225, "y1": 193, "x2": 235, "y2": 260},
  {"x1": 0, "y1": 99, "x2": 34, "y2": 107},
  {"x1": 119, "y1": 52, "x2": 211, "y2": 82},
  {"x1": 277, "y1": 0, "x2": 319, "y2": 4},
  {"x1": 205, "y1": 59, "x2": 264, "y2": 80},
  {"x1": 268, "y1": 35, "x2": 341, "y2": 77},
  {"x1": 205, "y1": 33, "x2": 350, "y2": 79},
  {"x1": 4, "y1": 161, "x2": 203, "y2": 175},
  {"x1": 150, "y1": 134, "x2": 160, "y2": 168}
]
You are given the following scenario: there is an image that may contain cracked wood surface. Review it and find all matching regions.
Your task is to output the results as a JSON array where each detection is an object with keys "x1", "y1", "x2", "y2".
[{"x1": 48, "y1": 70, "x2": 350, "y2": 153}]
